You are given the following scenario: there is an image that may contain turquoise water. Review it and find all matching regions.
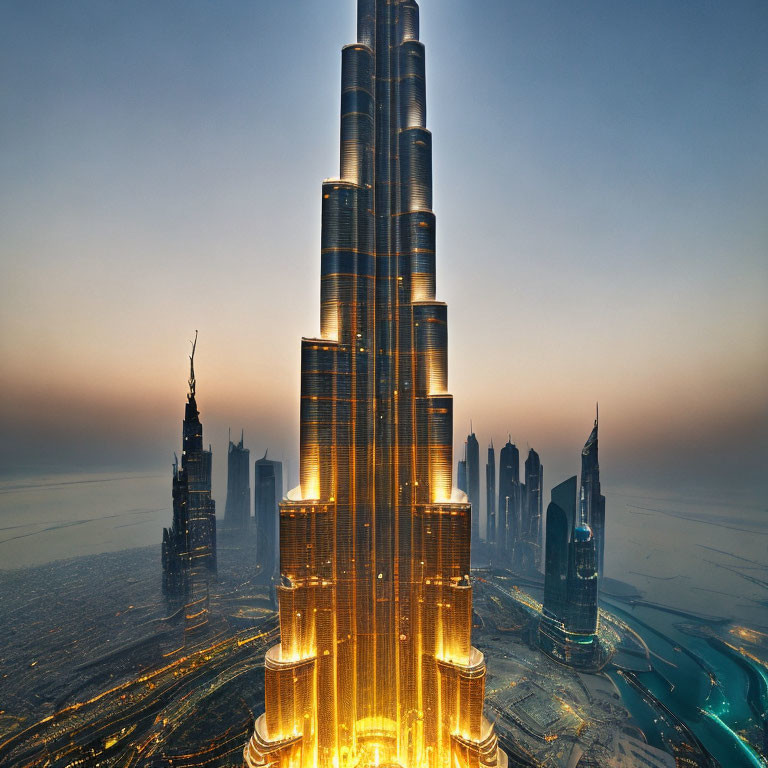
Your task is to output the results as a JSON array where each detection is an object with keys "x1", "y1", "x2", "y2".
[
  {"x1": 607, "y1": 670, "x2": 672, "y2": 751},
  {"x1": 606, "y1": 600, "x2": 767, "y2": 768}
]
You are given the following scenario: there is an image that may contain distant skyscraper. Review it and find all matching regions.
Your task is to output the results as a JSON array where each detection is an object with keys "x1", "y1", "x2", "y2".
[
  {"x1": 254, "y1": 453, "x2": 282, "y2": 583},
  {"x1": 539, "y1": 476, "x2": 599, "y2": 669},
  {"x1": 581, "y1": 408, "x2": 606, "y2": 578},
  {"x1": 498, "y1": 439, "x2": 521, "y2": 564},
  {"x1": 162, "y1": 334, "x2": 216, "y2": 632},
  {"x1": 243, "y1": 2, "x2": 503, "y2": 766},
  {"x1": 457, "y1": 458, "x2": 468, "y2": 494},
  {"x1": 224, "y1": 431, "x2": 250, "y2": 530},
  {"x1": 523, "y1": 448, "x2": 543, "y2": 571},
  {"x1": 466, "y1": 430, "x2": 480, "y2": 543},
  {"x1": 486, "y1": 441, "x2": 496, "y2": 547}
]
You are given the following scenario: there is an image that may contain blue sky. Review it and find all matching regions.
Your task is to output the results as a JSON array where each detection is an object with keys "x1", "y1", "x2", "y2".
[{"x1": 1, "y1": 1, "x2": 766, "y2": 505}]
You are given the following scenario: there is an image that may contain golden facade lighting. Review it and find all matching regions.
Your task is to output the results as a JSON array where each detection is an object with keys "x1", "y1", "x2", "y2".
[{"x1": 244, "y1": 3, "x2": 505, "y2": 767}]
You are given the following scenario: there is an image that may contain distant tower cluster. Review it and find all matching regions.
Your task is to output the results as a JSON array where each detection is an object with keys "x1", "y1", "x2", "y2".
[
  {"x1": 538, "y1": 413, "x2": 604, "y2": 669},
  {"x1": 162, "y1": 333, "x2": 217, "y2": 632},
  {"x1": 480, "y1": 437, "x2": 542, "y2": 572},
  {"x1": 254, "y1": 452, "x2": 282, "y2": 584},
  {"x1": 224, "y1": 431, "x2": 250, "y2": 530}
]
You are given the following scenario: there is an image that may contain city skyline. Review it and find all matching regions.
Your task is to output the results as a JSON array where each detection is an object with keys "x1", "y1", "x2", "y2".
[
  {"x1": 0, "y1": 0, "x2": 766, "y2": 510},
  {"x1": 0, "y1": 4, "x2": 766, "y2": 768}
]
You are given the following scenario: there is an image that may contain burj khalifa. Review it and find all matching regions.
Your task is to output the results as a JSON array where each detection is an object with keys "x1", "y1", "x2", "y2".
[{"x1": 244, "y1": 3, "x2": 505, "y2": 767}]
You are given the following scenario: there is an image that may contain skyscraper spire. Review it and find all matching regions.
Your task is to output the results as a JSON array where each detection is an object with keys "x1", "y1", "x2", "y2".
[
  {"x1": 581, "y1": 410, "x2": 606, "y2": 578},
  {"x1": 188, "y1": 330, "x2": 197, "y2": 400},
  {"x1": 243, "y1": 4, "x2": 504, "y2": 768}
]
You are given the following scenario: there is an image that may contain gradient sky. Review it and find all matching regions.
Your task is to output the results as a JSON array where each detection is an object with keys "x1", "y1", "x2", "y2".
[{"x1": 1, "y1": 0, "x2": 766, "y2": 508}]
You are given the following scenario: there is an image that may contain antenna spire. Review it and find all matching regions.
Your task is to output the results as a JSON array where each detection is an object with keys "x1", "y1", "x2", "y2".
[{"x1": 188, "y1": 330, "x2": 198, "y2": 399}]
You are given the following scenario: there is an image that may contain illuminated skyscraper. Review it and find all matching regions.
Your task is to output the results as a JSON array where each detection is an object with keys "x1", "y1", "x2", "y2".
[
  {"x1": 466, "y1": 430, "x2": 480, "y2": 544},
  {"x1": 581, "y1": 408, "x2": 606, "y2": 578},
  {"x1": 162, "y1": 334, "x2": 216, "y2": 631},
  {"x1": 243, "y1": 3, "x2": 505, "y2": 767},
  {"x1": 486, "y1": 442, "x2": 496, "y2": 548},
  {"x1": 224, "y1": 431, "x2": 251, "y2": 530}
]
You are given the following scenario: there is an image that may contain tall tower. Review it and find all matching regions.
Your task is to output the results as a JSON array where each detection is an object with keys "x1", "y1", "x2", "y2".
[
  {"x1": 486, "y1": 442, "x2": 496, "y2": 549},
  {"x1": 539, "y1": 476, "x2": 599, "y2": 669},
  {"x1": 224, "y1": 431, "x2": 251, "y2": 530},
  {"x1": 162, "y1": 334, "x2": 216, "y2": 632},
  {"x1": 254, "y1": 452, "x2": 283, "y2": 584},
  {"x1": 497, "y1": 440, "x2": 520, "y2": 565},
  {"x1": 522, "y1": 448, "x2": 543, "y2": 571},
  {"x1": 457, "y1": 458, "x2": 468, "y2": 494},
  {"x1": 243, "y1": 3, "x2": 505, "y2": 768},
  {"x1": 466, "y1": 430, "x2": 480, "y2": 545},
  {"x1": 580, "y1": 408, "x2": 606, "y2": 578}
]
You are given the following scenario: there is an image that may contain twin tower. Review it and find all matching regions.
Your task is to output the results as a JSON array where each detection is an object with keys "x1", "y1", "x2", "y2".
[{"x1": 244, "y1": 3, "x2": 505, "y2": 768}]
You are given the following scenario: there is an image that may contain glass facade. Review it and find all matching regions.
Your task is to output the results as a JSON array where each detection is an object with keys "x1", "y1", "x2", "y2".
[
  {"x1": 243, "y1": 3, "x2": 505, "y2": 767},
  {"x1": 255, "y1": 455, "x2": 283, "y2": 584},
  {"x1": 580, "y1": 412, "x2": 606, "y2": 579},
  {"x1": 520, "y1": 448, "x2": 543, "y2": 572},
  {"x1": 496, "y1": 440, "x2": 521, "y2": 567},
  {"x1": 539, "y1": 476, "x2": 600, "y2": 669},
  {"x1": 224, "y1": 433, "x2": 251, "y2": 531}
]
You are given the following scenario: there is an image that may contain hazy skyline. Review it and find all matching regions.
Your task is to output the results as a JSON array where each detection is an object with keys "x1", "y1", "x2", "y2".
[{"x1": 1, "y1": 0, "x2": 766, "y2": 506}]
